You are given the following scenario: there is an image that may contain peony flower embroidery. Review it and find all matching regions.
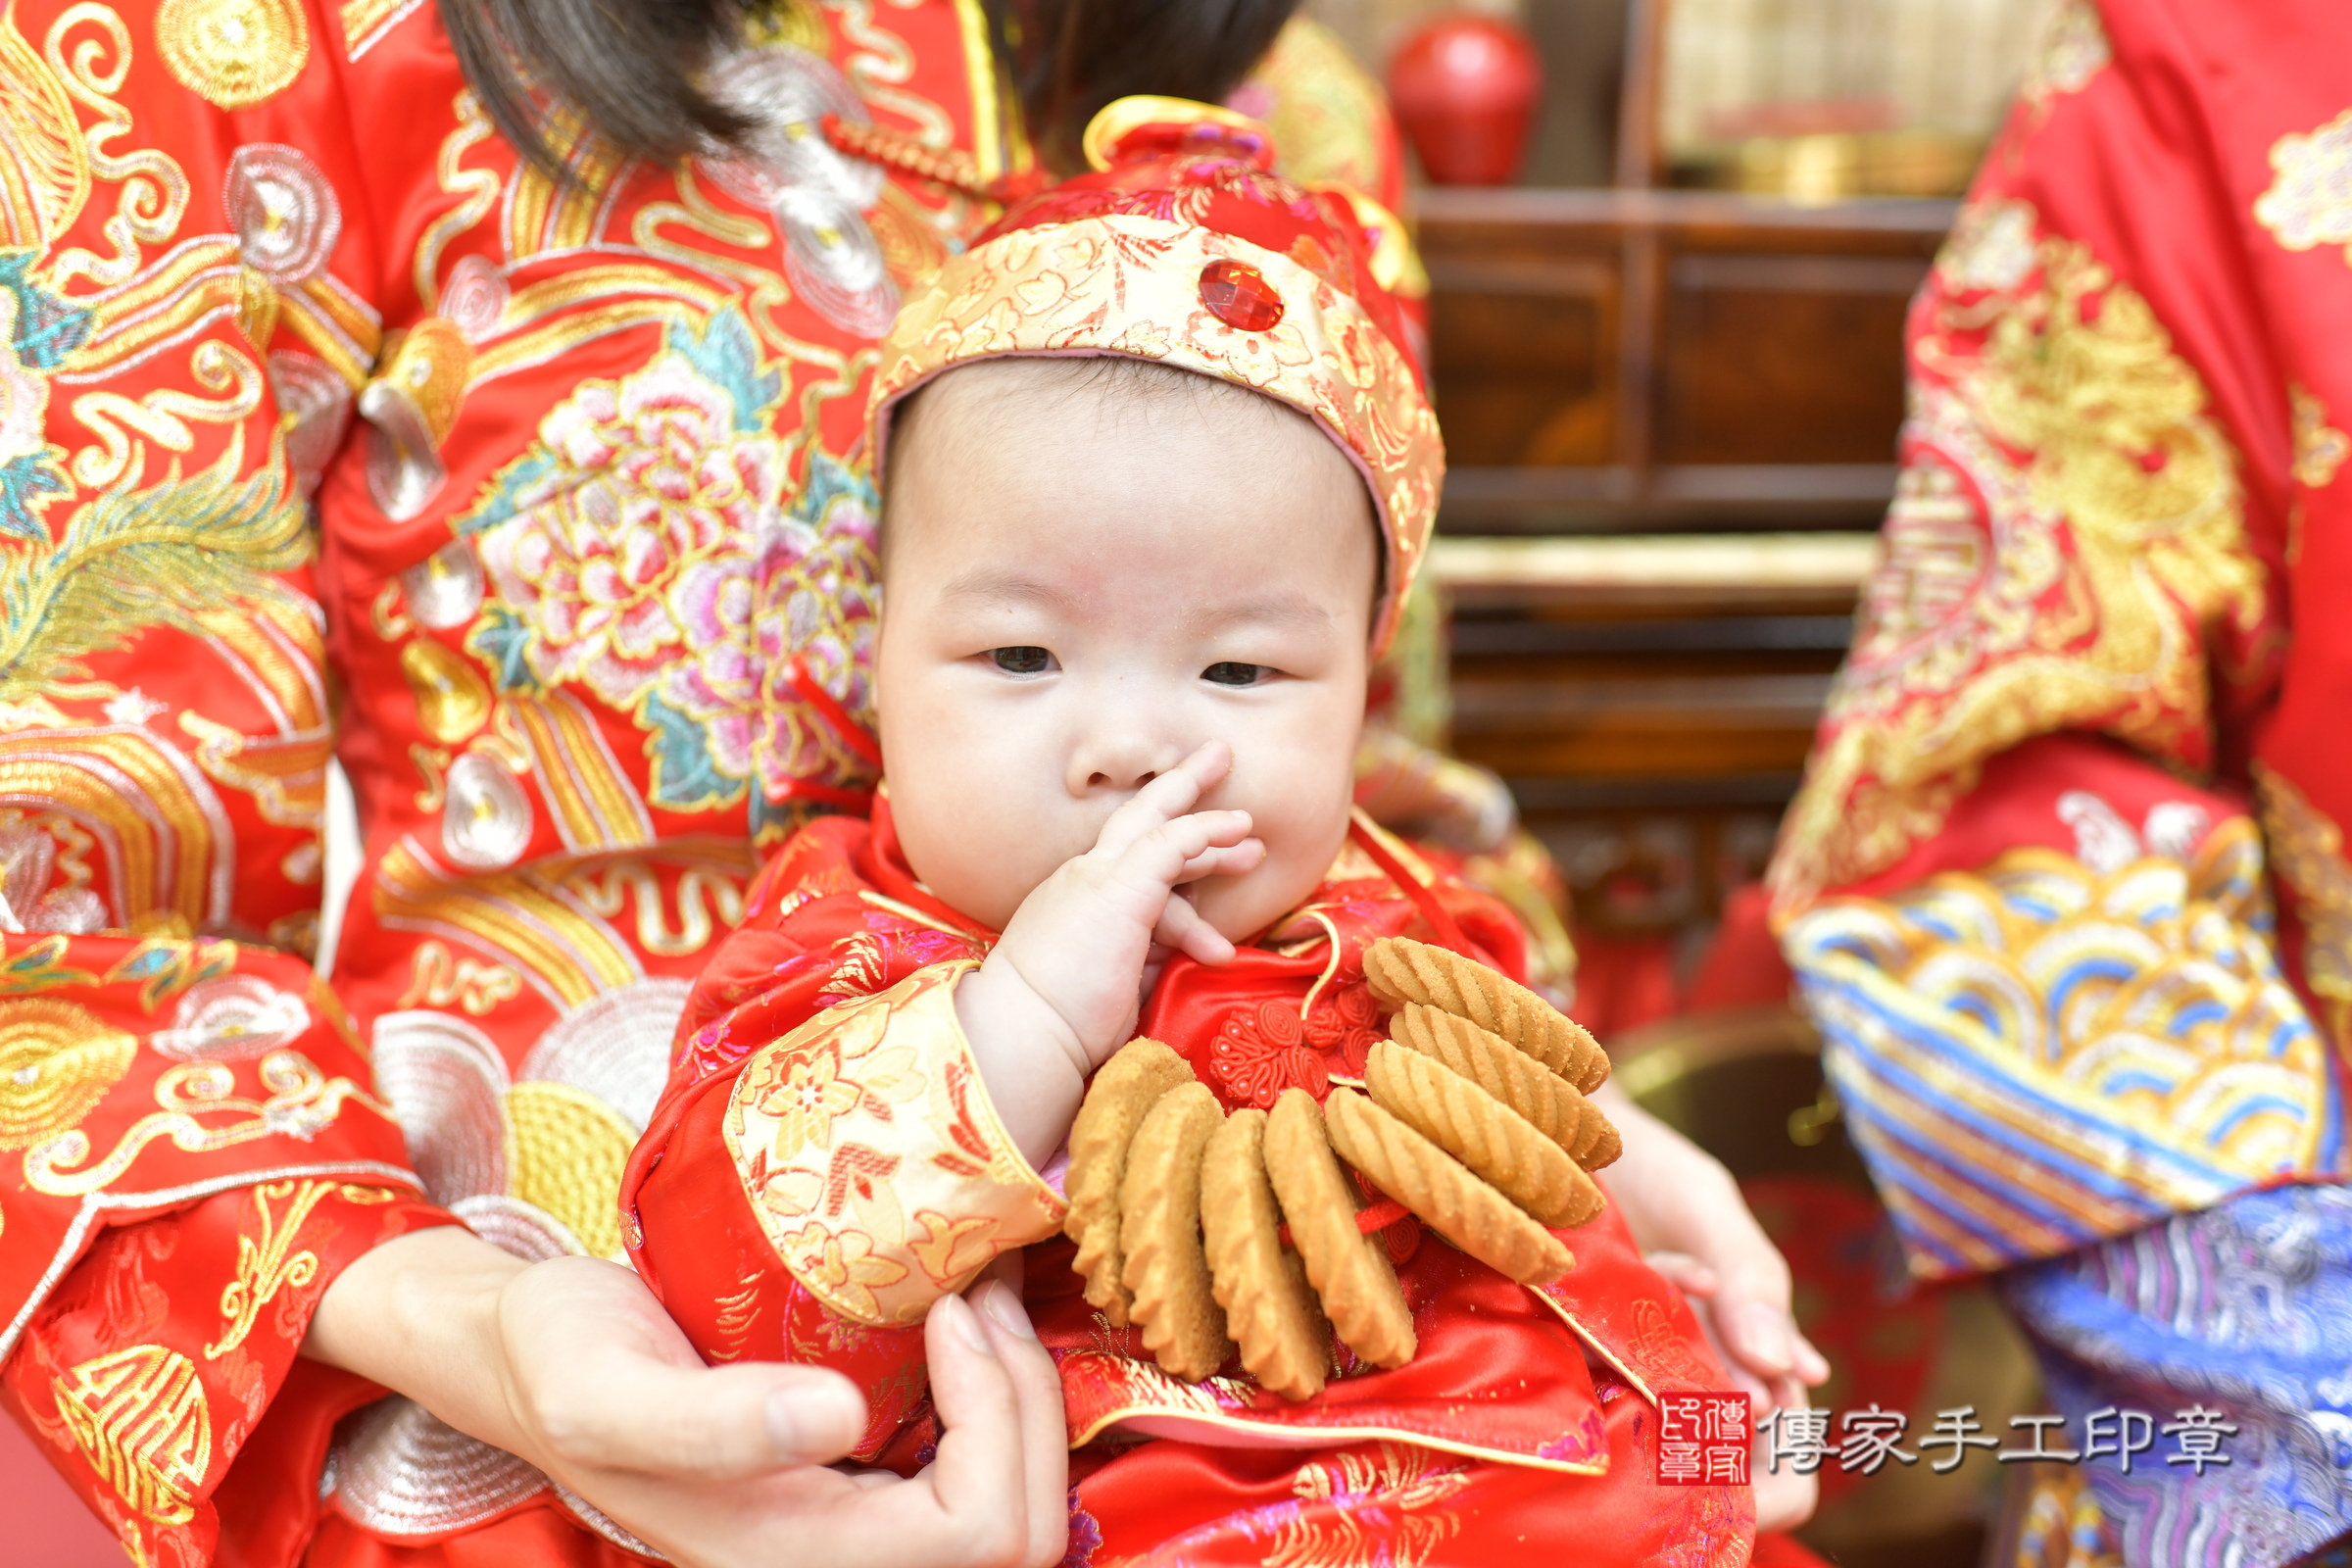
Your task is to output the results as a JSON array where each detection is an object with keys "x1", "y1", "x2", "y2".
[{"x1": 458, "y1": 307, "x2": 881, "y2": 811}]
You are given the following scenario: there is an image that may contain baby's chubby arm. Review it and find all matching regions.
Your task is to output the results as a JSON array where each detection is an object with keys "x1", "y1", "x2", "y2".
[{"x1": 956, "y1": 742, "x2": 1263, "y2": 1166}]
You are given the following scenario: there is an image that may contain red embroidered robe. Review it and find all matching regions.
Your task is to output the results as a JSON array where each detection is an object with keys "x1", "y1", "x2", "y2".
[
  {"x1": 623, "y1": 800, "x2": 1756, "y2": 1566},
  {"x1": 1768, "y1": 0, "x2": 2352, "y2": 1280},
  {"x1": 0, "y1": 1, "x2": 1032, "y2": 1561},
  {"x1": 0, "y1": 0, "x2": 1486, "y2": 1555}
]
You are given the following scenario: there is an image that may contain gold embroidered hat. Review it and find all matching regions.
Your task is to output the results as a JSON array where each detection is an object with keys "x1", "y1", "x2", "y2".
[{"x1": 867, "y1": 96, "x2": 1443, "y2": 653}]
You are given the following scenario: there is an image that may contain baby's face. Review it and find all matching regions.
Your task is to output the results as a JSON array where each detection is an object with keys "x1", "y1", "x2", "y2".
[{"x1": 874, "y1": 359, "x2": 1378, "y2": 941}]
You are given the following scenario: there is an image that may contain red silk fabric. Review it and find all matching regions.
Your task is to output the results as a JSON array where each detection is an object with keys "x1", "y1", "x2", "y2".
[{"x1": 625, "y1": 802, "x2": 1754, "y2": 1564}]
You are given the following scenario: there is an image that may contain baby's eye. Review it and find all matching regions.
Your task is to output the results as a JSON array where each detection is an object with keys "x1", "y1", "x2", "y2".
[
  {"x1": 1202, "y1": 662, "x2": 1267, "y2": 687},
  {"x1": 990, "y1": 646, "x2": 1053, "y2": 674}
]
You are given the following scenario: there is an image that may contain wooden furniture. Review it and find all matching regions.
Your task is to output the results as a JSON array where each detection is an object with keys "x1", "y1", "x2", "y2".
[
  {"x1": 1420, "y1": 187, "x2": 1952, "y2": 533},
  {"x1": 1415, "y1": 188, "x2": 1953, "y2": 938},
  {"x1": 1409, "y1": 28, "x2": 2018, "y2": 1568}
]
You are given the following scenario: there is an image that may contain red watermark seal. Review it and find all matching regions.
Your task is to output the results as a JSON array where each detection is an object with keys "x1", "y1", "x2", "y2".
[{"x1": 1657, "y1": 1393, "x2": 1750, "y2": 1486}]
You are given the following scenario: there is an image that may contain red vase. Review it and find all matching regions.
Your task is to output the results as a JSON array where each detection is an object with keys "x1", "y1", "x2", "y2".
[{"x1": 1387, "y1": 14, "x2": 1544, "y2": 186}]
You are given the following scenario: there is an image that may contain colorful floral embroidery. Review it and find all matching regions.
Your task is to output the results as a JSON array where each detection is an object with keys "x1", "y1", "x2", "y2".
[
  {"x1": 2018, "y1": 0, "x2": 2109, "y2": 111},
  {"x1": 778, "y1": 1221, "x2": 908, "y2": 1324},
  {"x1": 0, "y1": 255, "x2": 81, "y2": 545},
  {"x1": 462, "y1": 306, "x2": 880, "y2": 812},
  {"x1": 724, "y1": 962, "x2": 1062, "y2": 1326},
  {"x1": 0, "y1": 0, "x2": 1016, "y2": 1553},
  {"x1": 746, "y1": 1041, "x2": 868, "y2": 1159},
  {"x1": 2292, "y1": 383, "x2": 2349, "y2": 489}
]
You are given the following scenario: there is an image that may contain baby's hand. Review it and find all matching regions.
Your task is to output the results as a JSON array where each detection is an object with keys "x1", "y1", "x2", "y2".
[{"x1": 956, "y1": 742, "x2": 1263, "y2": 1164}]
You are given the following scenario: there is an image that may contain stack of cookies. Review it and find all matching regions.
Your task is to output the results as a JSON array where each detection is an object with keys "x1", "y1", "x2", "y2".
[{"x1": 1059, "y1": 936, "x2": 1621, "y2": 1401}]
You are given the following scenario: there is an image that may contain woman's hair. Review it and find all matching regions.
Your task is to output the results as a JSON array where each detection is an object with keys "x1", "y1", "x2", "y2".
[
  {"x1": 440, "y1": 0, "x2": 752, "y2": 176},
  {"x1": 442, "y1": 0, "x2": 1299, "y2": 180},
  {"x1": 983, "y1": 0, "x2": 1299, "y2": 173}
]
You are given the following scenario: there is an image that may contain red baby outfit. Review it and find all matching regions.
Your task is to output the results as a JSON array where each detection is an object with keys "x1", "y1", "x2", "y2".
[{"x1": 622, "y1": 799, "x2": 1756, "y2": 1565}]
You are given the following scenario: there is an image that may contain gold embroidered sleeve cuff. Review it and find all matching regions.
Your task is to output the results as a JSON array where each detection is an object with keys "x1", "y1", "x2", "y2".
[{"x1": 720, "y1": 959, "x2": 1067, "y2": 1327}]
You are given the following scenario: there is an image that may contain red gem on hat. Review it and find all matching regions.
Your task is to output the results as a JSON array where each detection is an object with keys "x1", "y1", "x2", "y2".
[{"x1": 1199, "y1": 259, "x2": 1284, "y2": 331}]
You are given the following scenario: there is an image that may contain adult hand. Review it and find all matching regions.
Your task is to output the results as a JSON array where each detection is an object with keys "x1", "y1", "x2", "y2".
[
  {"x1": 1592, "y1": 1084, "x2": 1829, "y2": 1533},
  {"x1": 304, "y1": 1227, "x2": 1068, "y2": 1568},
  {"x1": 1646, "y1": 1249, "x2": 1822, "y2": 1535}
]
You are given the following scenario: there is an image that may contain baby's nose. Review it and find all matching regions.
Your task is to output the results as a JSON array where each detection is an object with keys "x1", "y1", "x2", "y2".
[{"x1": 1070, "y1": 728, "x2": 1186, "y2": 796}]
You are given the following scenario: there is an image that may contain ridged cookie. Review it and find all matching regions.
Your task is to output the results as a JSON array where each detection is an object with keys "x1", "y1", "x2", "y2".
[
  {"x1": 1200, "y1": 1108, "x2": 1332, "y2": 1401},
  {"x1": 1324, "y1": 1088, "x2": 1575, "y2": 1285},
  {"x1": 1365, "y1": 1041, "x2": 1604, "y2": 1228},
  {"x1": 1263, "y1": 1088, "x2": 1415, "y2": 1369},
  {"x1": 1389, "y1": 1004, "x2": 1620, "y2": 1171},
  {"x1": 1119, "y1": 1082, "x2": 1234, "y2": 1380},
  {"x1": 1066, "y1": 1040, "x2": 1197, "y2": 1326},
  {"x1": 1362, "y1": 936, "x2": 1608, "y2": 1094}
]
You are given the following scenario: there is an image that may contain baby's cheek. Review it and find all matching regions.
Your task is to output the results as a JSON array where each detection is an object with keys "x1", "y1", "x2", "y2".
[{"x1": 1205, "y1": 807, "x2": 1348, "y2": 939}]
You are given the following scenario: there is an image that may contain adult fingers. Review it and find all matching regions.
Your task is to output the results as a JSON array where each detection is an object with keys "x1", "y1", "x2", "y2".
[
  {"x1": 1717, "y1": 1297, "x2": 1792, "y2": 1378},
  {"x1": 1753, "y1": 1457, "x2": 1820, "y2": 1534},
  {"x1": 1789, "y1": 1328, "x2": 1831, "y2": 1386},
  {"x1": 918, "y1": 1294, "x2": 1034, "y2": 1567},
  {"x1": 1724, "y1": 1363, "x2": 1772, "y2": 1413},
  {"x1": 1642, "y1": 1250, "x2": 1719, "y2": 1297},
  {"x1": 530, "y1": 1351, "x2": 867, "y2": 1480},
  {"x1": 970, "y1": 1281, "x2": 1070, "y2": 1567},
  {"x1": 499, "y1": 1259, "x2": 868, "y2": 1480},
  {"x1": 976, "y1": 1247, "x2": 1025, "y2": 1296}
]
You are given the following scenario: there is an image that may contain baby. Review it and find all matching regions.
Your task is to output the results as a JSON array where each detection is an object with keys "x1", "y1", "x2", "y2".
[
  {"x1": 623, "y1": 102, "x2": 1761, "y2": 1565},
  {"x1": 885, "y1": 349, "x2": 1378, "y2": 1176}
]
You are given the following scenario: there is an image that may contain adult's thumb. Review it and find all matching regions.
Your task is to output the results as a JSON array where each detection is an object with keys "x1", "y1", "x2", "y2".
[
  {"x1": 550, "y1": 1359, "x2": 868, "y2": 1480},
  {"x1": 760, "y1": 1365, "x2": 870, "y2": 1464}
]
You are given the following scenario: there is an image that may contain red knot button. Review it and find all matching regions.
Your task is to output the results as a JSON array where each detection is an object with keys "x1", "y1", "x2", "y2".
[{"x1": 1199, "y1": 259, "x2": 1284, "y2": 331}]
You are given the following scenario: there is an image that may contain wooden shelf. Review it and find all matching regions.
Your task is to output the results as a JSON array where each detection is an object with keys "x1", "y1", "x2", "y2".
[
  {"x1": 1416, "y1": 187, "x2": 1954, "y2": 535},
  {"x1": 1429, "y1": 532, "x2": 1878, "y2": 609},
  {"x1": 1415, "y1": 186, "x2": 1961, "y2": 232},
  {"x1": 1412, "y1": 189, "x2": 1939, "y2": 934}
]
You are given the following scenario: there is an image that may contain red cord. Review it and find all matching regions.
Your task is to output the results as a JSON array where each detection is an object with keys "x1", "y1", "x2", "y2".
[
  {"x1": 784, "y1": 654, "x2": 883, "y2": 769},
  {"x1": 1345, "y1": 818, "x2": 1474, "y2": 956}
]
